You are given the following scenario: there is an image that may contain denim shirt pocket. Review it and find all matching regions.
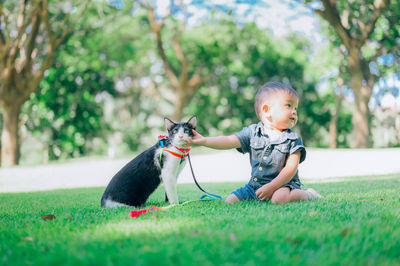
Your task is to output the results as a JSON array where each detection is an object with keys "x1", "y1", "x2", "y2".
[
  {"x1": 272, "y1": 144, "x2": 289, "y2": 169},
  {"x1": 250, "y1": 138, "x2": 266, "y2": 161}
]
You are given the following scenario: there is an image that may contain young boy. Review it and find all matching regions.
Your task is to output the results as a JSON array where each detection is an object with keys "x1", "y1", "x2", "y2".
[{"x1": 186, "y1": 81, "x2": 322, "y2": 204}]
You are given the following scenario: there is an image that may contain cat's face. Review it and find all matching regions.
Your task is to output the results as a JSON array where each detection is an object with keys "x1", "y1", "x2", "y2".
[{"x1": 164, "y1": 116, "x2": 197, "y2": 147}]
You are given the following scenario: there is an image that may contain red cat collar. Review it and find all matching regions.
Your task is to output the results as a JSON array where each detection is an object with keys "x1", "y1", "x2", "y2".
[
  {"x1": 174, "y1": 146, "x2": 191, "y2": 154},
  {"x1": 158, "y1": 135, "x2": 190, "y2": 165},
  {"x1": 162, "y1": 147, "x2": 190, "y2": 161}
]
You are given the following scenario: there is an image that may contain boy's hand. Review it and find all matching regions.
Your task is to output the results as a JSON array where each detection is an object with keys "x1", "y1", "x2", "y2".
[
  {"x1": 256, "y1": 183, "x2": 275, "y2": 201},
  {"x1": 185, "y1": 129, "x2": 206, "y2": 146}
]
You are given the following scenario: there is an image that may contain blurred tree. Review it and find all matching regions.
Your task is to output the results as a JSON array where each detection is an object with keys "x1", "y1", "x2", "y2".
[
  {"x1": 0, "y1": 0, "x2": 87, "y2": 166},
  {"x1": 22, "y1": 1, "x2": 152, "y2": 161},
  {"x1": 12, "y1": 1, "x2": 346, "y2": 164},
  {"x1": 141, "y1": 1, "x2": 207, "y2": 121},
  {"x1": 103, "y1": 3, "x2": 333, "y2": 150},
  {"x1": 96, "y1": 5, "x2": 162, "y2": 154},
  {"x1": 182, "y1": 19, "x2": 324, "y2": 145},
  {"x1": 302, "y1": 0, "x2": 400, "y2": 148},
  {"x1": 328, "y1": 76, "x2": 344, "y2": 148},
  {"x1": 372, "y1": 105, "x2": 400, "y2": 147},
  {"x1": 306, "y1": 42, "x2": 354, "y2": 148},
  {"x1": 23, "y1": 62, "x2": 114, "y2": 161}
]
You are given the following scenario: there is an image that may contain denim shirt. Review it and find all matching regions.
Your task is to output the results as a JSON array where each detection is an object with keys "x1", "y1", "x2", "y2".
[{"x1": 234, "y1": 122, "x2": 306, "y2": 190}]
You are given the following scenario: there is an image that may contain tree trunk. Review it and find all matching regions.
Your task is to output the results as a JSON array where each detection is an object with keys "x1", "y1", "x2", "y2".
[
  {"x1": 329, "y1": 78, "x2": 344, "y2": 148},
  {"x1": 350, "y1": 68, "x2": 372, "y2": 148},
  {"x1": 329, "y1": 112, "x2": 338, "y2": 148},
  {"x1": 173, "y1": 89, "x2": 185, "y2": 122},
  {"x1": 347, "y1": 50, "x2": 372, "y2": 149},
  {"x1": 1, "y1": 104, "x2": 22, "y2": 167},
  {"x1": 352, "y1": 89, "x2": 371, "y2": 148}
]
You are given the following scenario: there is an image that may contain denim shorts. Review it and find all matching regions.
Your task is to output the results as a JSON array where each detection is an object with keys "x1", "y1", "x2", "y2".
[
  {"x1": 232, "y1": 183, "x2": 259, "y2": 201},
  {"x1": 232, "y1": 182, "x2": 301, "y2": 201}
]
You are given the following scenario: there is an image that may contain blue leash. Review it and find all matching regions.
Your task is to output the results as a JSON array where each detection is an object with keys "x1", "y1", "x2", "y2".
[{"x1": 187, "y1": 154, "x2": 222, "y2": 201}]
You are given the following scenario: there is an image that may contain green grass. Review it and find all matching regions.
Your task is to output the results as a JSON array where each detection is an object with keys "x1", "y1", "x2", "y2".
[{"x1": 1, "y1": 175, "x2": 400, "y2": 265}]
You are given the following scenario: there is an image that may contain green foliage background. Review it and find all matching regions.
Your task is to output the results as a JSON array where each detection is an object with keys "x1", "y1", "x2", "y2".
[{"x1": 8, "y1": 1, "x2": 396, "y2": 164}]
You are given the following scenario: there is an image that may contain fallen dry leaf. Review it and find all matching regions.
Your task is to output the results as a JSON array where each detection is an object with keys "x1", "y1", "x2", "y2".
[
  {"x1": 309, "y1": 211, "x2": 319, "y2": 217},
  {"x1": 284, "y1": 237, "x2": 302, "y2": 245},
  {"x1": 65, "y1": 213, "x2": 73, "y2": 220},
  {"x1": 21, "y1": 236, "x2": 34, "y2": 242},
  {"x1": 359, "y1": 199, "x2": 368, "y2": 202},
  {"x1": 41, "y1": 214, "x2": 55, "y2": 221},
  {"x1": 341, "y1": 228, "x2": 352, "y2": 238},
  {"x1": 379, "y1": 198, "x2": 385, "y2": 201}
]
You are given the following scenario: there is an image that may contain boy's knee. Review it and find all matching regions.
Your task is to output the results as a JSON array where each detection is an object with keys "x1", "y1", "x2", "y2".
[
  {"x1": 270, "y1": 196, "x2": 289, "y2": 204},
  {"x1": 270, "y1": 195, "x2": 289, "y2": 204},
  {"x1": 270, "y1": 187, "x2": 290, "y2": 204}
]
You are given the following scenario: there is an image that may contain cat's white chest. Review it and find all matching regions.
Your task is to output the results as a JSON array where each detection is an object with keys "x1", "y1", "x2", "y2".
[
  {"x1": 162, "y1": 153, "x2": 186, "y2": 177},
  {"x1": 155, "y1": 148, "x2": 187, "y2": 205}
]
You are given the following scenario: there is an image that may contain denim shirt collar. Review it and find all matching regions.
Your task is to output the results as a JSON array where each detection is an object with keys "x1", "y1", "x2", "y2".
[{"x1": 255, "y1": 121, "x2": 298, "y2": 144}]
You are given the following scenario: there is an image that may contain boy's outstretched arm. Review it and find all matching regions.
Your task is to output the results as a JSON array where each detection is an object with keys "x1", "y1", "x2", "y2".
[{"x1": 186, "y1": 130, "x2": 241, "y2": 150}]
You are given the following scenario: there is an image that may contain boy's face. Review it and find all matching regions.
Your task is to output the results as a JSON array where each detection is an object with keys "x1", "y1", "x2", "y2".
[{"x1": 262, "y1": 92, "x2": 298, "y2": 131}]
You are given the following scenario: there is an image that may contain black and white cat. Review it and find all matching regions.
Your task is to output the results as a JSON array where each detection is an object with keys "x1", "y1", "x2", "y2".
[{"x1": 101, "y1": 116, "x2": 197, "y2": 208}]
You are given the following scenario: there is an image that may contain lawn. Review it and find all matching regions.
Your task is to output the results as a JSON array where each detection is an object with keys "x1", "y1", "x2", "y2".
[{"x1": 1, "y1": 174, "x2": 400, "y2": 265}]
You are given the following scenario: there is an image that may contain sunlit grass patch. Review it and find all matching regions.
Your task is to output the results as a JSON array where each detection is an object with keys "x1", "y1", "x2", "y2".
[{"x1": 1, "y1": 175, "x2": 400, "y2": 265}]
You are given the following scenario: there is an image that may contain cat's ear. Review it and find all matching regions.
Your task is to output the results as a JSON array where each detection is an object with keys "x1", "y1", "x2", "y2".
[
  {"x1": 187, "y1": 115, "x2": 197, "y2": 129},
  {"x1": 164, "y1": 117, "x2": 176, "y2": 131}
]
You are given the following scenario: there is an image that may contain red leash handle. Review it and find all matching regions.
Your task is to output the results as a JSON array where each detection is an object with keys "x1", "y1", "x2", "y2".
[{"x1": 129, "y1": 206, "x2": 164, "y2": 218}]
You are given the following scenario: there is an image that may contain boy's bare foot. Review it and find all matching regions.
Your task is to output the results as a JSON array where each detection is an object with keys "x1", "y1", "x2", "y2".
[
  {"x1": 225, "y1": 194, "x2": 240, "y2": 204},
  {"x1": 305, "y1": 188, "x2": 323, "y2": 199}
]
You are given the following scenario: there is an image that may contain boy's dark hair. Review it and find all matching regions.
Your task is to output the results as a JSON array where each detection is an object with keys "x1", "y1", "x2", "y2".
[{"x1": 254, "y1": 81, "x2": 299, "y2": 119}]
